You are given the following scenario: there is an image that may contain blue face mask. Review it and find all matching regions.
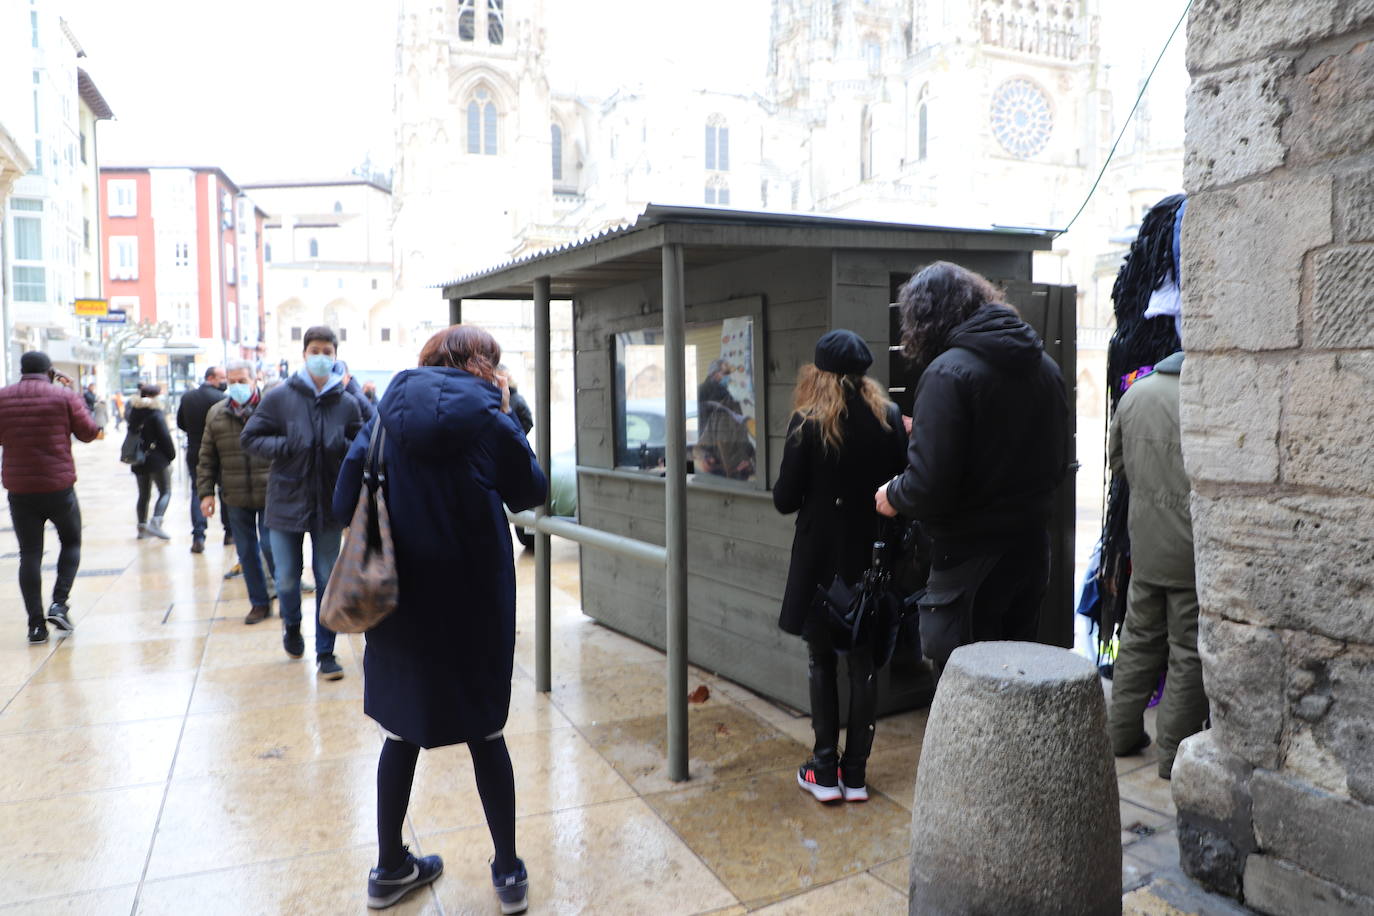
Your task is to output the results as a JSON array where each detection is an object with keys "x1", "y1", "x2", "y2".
[
  {"x1": 227, "y1": 382, "x2": 253, "y2": 404},
  {"x1": 305, "y1": 354, "x2": 335, "y2": 379}
]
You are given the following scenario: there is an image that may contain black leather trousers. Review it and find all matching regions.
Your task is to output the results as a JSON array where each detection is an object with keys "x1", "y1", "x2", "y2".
[{"x1": 805, "y1": 623, "x2": 878, "y2": 783}]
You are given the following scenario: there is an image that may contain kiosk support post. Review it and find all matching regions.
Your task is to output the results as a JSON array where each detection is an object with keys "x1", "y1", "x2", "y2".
[
  {"x1": 662, "y1": 244, "x2": 689, "y2": 782},
  {"x1": 533, "y1": 276, "x2": 552, "y2": 694}
]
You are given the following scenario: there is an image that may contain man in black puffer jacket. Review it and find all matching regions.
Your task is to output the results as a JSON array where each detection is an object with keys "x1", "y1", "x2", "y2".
[
  {"x1": 877, "y1": 261, "x2": 1070, "y2": 665},
  {"x1": 242, "y1": 326, "x2": 363, "y2": 680}
]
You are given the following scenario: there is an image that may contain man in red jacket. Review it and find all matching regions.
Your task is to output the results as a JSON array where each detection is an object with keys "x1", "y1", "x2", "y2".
[{"x1": 0, "y1": 352, "x2": 101, "y2": 643}]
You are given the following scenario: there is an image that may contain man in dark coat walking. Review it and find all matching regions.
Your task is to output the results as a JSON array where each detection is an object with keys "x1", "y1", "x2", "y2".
[
  {"x1": 0, "y1": 352, "x2": 101, "y2": 643},
  {"x1": 177, "y1": 365, "x2": 228, "y2": 553},
  {"x1": 877, "y1": 262, "x2": 1070, "y2": 665},
  {"x1": 242, "y1": 326, "x2": 363, "y2": 680}
]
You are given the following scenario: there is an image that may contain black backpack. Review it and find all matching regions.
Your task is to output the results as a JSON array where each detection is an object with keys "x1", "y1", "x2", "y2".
[{"x1": 119, "y1": 419, "x2": 147, "y2": 466}]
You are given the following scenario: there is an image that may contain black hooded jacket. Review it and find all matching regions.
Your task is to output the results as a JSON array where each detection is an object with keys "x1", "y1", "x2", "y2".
[{"x1": 886, "y1": 304, "x2": 1070, "y2": 548}]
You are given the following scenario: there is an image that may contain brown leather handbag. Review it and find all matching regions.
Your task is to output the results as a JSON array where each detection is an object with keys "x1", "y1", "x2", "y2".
[{"x1": 320, "y1": 422, "x2": 399, "y2": 633}]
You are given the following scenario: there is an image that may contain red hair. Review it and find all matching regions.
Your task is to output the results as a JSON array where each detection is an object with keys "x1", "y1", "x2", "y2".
[{"x1": 418, "y1": 324, "x2": 502, "y2": 382}]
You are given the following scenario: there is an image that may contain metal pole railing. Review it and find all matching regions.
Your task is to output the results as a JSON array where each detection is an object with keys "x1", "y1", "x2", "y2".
[
  {"x1": 533, "y1": 277, "x2": 552, "y2": 693},
  {"x1": 507, "y1": 510, "x2": 667, "y2": 567},
  {"x1": 662, "y1": 243, "x2": 689, "y2": 783}
]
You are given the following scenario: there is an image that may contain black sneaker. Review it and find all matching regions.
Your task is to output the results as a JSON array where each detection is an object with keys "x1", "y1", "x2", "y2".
[
  {"x1": 367, "y1": 847, "x2": 443, "y2": 909},
  {"x1": 282, "y1": 624, "x2": 304, "y2": 659},
  {"x1": 317, "y1": 653, "x2": 344, "y2": 680},
  {"x1": 223, "y1": 530, "x2": 234, "y2": 546},
  {"x1": 492, "y1": 858, "x2": 529, "y2": 915},
  {"x1": 796, "y1": 757, "x2": 842, "y2": 803},
  {"x1": 45, "y1": 603, "x2": 74, "y2": 634},
  {"x1": 27, "y1": 624, "x2": 48, "y2": 645}
]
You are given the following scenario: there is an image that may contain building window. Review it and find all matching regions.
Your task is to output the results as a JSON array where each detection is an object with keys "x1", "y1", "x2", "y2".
[
  {"x1": 860, "y1": 105, "x2": 874, "y2": 180},
  {"x1": 371, "y1": 278, "x2": 378, "y2": 290},
  {"x1": 309, "y1": 238, "x2": 319, "y2": 258},
  {"x1": 917, "y1": 85, "x2": 930, "y2": 162},
  {"x1": 264, "y1": 242, "x2": 272, "y2": 262},
  {"x1": 110, "y1": 236, "x2": 139, "y2": 281},
  {"x1": 380, "y1": 327, "x2": 391, "y2": 342},
  {"x1": 550, "y1": 124, "x2": 563, "y2": 181},
  {"x1": 302, "y1": 276, "x2": 309, "y2": 288},
  {"x1": 30, "y1": 11, "x2": 38, "y2": 47},
  {"x1": 108, "y1": 179, "x2": 137, "y2": 217},
  {"x1": 83, "y1": 218, "x2": 90, "y2": 251},
  {"x1": 337, "y1": 277, "x2": 344, "y2": 289},
  {"x1": 339, "y1": 327, "x2": 348, "y2": 342},
  {"x1": 704, "y1": 176, "x2": 730, "y2": 206},
  {"x1": 224, "y1": 242, "x2": 236, "y2": 284},
  {"x1": 79, "y1": 131, "x2": 86, "y2": 164},
  {"x1": 467, "y1": 88, "x2": 498, "y2": 155},
  {"x1": 865, "y1": 39, "x2": 882, "y2": 75},
  {"x1": 174, "y1": 242, "x2": 190, "y2": 268},
  {"x1": 13, "y1": 268, "x2": 45, "y2": 302},
  {"x1": 487, "y1": 0, "x2": 505, "y2": 44},
  {"x1": 705, "y1": 115, "x2": 729, "y2": 171},
  {"x1": 291, "y1": 326, "x2": 302, "y2": 341},
  {"x1": 458, "y1": 0, "x2": 475, "y2": 41},
  {"x1": 333, "y1": 200, "x2": 342, "y2": 213}
]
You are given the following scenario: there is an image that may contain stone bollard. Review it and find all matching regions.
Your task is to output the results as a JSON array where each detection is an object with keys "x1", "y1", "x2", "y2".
[{"x1": 909, "y1": 641, "x2": 1121, "y2": 916}]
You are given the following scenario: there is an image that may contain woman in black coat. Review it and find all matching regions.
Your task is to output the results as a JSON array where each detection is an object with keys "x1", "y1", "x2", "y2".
[
  {"x1": 332, "y1": 325, "x2": 546, "y2": 912},
  {"x1": 774, "y1": 330, "x2": 908, "y2": 805},
  {"x1": 125, "y1": 383, "x2": 177, "y2": 540}
]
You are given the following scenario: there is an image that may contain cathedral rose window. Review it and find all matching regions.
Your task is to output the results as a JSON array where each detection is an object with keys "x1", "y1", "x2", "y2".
[{"x1": 990, "y1": 77, "x2": 1053, "y2": 159}]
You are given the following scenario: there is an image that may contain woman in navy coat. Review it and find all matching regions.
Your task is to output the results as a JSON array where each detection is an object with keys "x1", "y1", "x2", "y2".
[{"x1": 333, "y1": 325, "x2": 546, "y2": 911}]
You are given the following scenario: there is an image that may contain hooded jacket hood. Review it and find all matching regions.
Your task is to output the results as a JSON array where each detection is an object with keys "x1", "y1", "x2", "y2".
[
  {"x1": 945, "y1": 304, "x2": 1045, "y2": 373},
  {"x1": 379, "y1": 366, "x2": 504, "y2": 458}
]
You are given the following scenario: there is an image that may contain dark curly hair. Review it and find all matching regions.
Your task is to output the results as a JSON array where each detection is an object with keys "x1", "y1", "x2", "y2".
[{"x1": 896, "y1": 261, "x2": 1001, "y2": 367}]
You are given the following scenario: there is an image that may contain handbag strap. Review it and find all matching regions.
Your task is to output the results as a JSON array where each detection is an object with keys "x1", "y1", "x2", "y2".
[{"x1": 363, "y1": 421, "x2": 387, "y2": 489}]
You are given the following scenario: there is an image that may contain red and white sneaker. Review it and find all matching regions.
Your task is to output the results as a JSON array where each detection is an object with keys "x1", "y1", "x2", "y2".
[
  {"x1": 797, "y1": 759, "x2": 843, "y2": 803},
  {"x1": 840, "y1": 777, "x2": 869, "y2": 803}
]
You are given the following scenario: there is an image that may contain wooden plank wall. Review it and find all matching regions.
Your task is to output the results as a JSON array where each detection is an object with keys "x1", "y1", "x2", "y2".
[
  {"x1": 569, "y1": 245, "x2": 1043, "y2": 713},
  {"x1": 573, "y1": 248, "x2": 830, "y2": 710}
]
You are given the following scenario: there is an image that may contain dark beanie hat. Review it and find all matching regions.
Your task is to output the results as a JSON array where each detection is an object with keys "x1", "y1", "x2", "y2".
[
  {"x1": 19, "y1": 351, "x2": 51, "y2": 375},
  {"x1": 814, "y1": 329, "x2": 872, "y2": 375}
]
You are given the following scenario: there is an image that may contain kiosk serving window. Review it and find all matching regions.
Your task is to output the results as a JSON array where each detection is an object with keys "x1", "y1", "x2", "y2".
[{"x1": 614, "y1": 308, "x2": 761, "y2": 485}]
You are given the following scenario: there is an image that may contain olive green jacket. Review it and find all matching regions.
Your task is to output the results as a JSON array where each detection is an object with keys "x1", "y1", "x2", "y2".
[
  {"x1": 1108, "y1": 351, "x2": 1194, "y2": 587},
  {"x1": 196, "y1": 398, "x2": 272, "y2": 509}
]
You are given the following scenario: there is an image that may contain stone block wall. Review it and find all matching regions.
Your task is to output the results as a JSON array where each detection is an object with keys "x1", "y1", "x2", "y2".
[{"x1": 1175, "y1": 3, "x2": 1374, "y2": 914}]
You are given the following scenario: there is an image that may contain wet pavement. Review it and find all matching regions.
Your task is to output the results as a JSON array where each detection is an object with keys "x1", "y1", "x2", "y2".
[{"x1": 0, "y1": 435, "x2": 1176, "y2": 913}]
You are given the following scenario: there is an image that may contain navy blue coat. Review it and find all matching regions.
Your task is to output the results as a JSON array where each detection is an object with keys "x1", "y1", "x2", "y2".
[{"x1": 332, "y1": 367, "x2": 546, "y2": 748}]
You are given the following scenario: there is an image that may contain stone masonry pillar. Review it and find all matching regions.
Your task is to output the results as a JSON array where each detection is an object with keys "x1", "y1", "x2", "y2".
[{"x1": 1174, "y1": 3, "x2": 1374, "y2": 913}]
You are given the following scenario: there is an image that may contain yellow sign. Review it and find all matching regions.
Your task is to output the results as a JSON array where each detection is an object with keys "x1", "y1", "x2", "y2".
[{"x1": 74, "y1": 298, "x2": 108, "y2": 317}]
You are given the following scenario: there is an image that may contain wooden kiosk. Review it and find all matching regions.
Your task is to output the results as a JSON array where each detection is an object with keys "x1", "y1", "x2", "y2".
[{"x1": 443, "y1": 205, "x2": 1075, "y2": 741}]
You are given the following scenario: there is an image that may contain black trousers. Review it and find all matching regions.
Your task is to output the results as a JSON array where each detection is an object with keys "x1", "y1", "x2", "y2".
[
  {"x1": 804, "y1": 617, "x2": 878, "y2": 779},
  {"x1": 932, "y1": 528, "x2": 1052, "y2": 645},
  {"x1": 135, "y1": 467, "x2": 172, "y2": 523},
  {"x1": 8, "y1": 487, "x2": 82, "y2": 625}
]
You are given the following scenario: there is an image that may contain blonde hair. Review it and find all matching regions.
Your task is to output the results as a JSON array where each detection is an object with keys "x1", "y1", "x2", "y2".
[{"x1": 790, "y1": 364, "x2": 893, "y2": 454}]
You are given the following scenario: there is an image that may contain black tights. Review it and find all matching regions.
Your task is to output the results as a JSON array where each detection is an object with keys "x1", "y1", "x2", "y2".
[{"x1": 376, "y1": 734, "x2": 518, "y2": 874}]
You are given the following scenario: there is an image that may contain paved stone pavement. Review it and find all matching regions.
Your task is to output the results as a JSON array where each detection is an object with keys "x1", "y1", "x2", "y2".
[{"x1": 0, "y1": 434, "x2": 1178, "y2": 913}]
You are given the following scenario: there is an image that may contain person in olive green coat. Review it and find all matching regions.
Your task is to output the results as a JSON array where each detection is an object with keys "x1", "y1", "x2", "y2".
[
  {"x1": 196, "y1": 361, "x2": 275, "y2": 624},
  {"x1": 1107, "y1": 350, "x2": 1208, "y2": 779}
]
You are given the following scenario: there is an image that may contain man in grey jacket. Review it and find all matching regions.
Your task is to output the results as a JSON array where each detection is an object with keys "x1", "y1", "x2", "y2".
[
  {"x1": 242, "y1": 327, "x2": 363, "y2": 680},
  {"x1": 1107, "y1": 350, "x2": 1207, "y2": 779}
]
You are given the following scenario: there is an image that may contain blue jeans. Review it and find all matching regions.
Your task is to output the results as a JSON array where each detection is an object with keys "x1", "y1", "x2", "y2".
[
  {"x1": 269, "y1": 526, "x2": 341, "y2": 656},
  {"x1": 224, "y1": 505, "x2": 275, "y2": 607}
]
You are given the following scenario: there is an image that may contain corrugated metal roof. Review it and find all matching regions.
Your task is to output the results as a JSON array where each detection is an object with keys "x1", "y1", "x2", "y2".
[{"x1": 437, "y1": 203, "x2": 1054, "y2": 298}]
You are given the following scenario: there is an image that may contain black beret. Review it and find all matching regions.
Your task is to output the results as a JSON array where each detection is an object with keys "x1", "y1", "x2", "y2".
[
  {"x1": 814, "y1": 329, "x2": 873, "y2": 375},
  {"x1": 19, "y1": 351, "x2": 52, "y2": 375}
]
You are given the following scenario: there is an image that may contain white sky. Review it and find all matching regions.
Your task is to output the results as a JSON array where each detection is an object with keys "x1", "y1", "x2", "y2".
[{"x1": 62, "y1": 0, "x2": 1184, "y2": 185}]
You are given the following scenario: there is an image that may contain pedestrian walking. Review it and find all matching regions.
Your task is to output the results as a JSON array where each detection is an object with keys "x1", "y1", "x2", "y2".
[
  {"x1": 876, "y1": 261, "x2": 1071, "y2": 665},
  {"x1": 126, "y1": 384, "x2": 177, "y2": 540},
  {"x1": 242, "y1": 326, "x2": 363, "y2": 680},
  {"x1": 0, "y1": 352, "x2": 101, "y2": 643},
  {"x1": 177, "y1": 366, "x2": 228, "y2": 553},
  {"x1": 332, "y1": 324, "x2": 545, "y2": 912},
  {"x1": 82, "y1": 382, "x2": 98, "y2": 415},
  {"x1": 112, "y1": 392, "x2": 124, "y2": 431},
  {"x1": 1107, "y1": 350, "x2": 1206, "y2": 779},
  {"x1": 774, "y1": 330, "x2": 908, "y2": 804},
  {"x1": 197, "y1": 361, "x2": 276, "y2": 625}
]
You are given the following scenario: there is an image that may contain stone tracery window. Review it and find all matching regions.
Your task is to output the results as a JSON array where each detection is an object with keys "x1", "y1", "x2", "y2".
[
  {"x1": 705, "y1": 114, "x2": 729, "y2": 172},
  {"x1": 487, "y1": 0, "x2": 504, "y2": 45},
  {"x1": 458, "y1": 0, "x2": 475, "y2": 41},
  {"x1": 990, "y1": 77, "x2": 1053, "y2": 159},
  {"x1": 467, "y1": 87, "x2": 499, "y2": 155},
  {"x1": 704, "y1": 175, "x2": 730, "y2": 205},
  {"x1": 551, "y1": 123, "x2": 563, "y2": 181},
  {"x1": 917, "y1": 84, "x2": 930, "y2": 161}
]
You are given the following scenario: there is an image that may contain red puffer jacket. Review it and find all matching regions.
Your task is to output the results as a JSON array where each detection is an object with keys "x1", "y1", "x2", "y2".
[{"x1": 0, "y1": 374, "x2": 101, "y2": 494}]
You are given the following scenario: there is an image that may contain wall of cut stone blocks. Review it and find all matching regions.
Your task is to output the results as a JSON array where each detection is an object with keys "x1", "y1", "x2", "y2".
[{"x1": 1175, "y1": 2, "x2": 1374, "y2": 913}]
